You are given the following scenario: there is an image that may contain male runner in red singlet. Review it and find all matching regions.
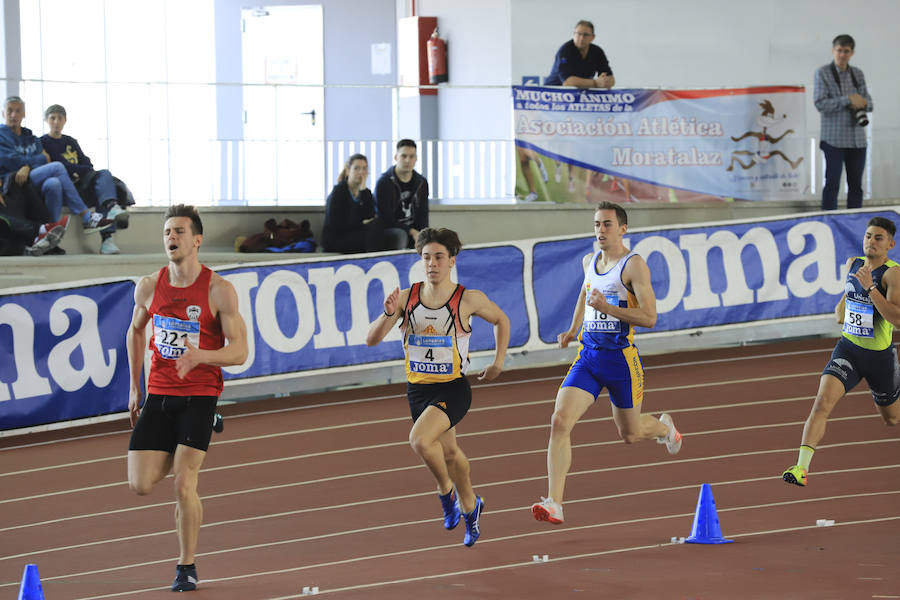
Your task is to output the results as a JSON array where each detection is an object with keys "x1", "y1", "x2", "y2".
[
  {"x1": 367, "y1": 227, "x2": 510, "y2": 546},
  {"x1": 126, "y1": 204, "x2": 248, "y2": 591},
  {"x1": 531, "y1": 201, "x2": 682, "y2": 525}
]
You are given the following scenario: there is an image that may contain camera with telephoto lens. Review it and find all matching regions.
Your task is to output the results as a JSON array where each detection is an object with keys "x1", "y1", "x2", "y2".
[{"x1": 852, "y1": 107, "x2": 869, "y2": 127}]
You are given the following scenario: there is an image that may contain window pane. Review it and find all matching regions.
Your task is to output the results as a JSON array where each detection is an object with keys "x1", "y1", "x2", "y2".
[
  {"x1": 38, "y1": 0, "x2": 105, "y2": 82},
  {"x1": 105, "y1": 1, "x2": 166, "y2": 82}
]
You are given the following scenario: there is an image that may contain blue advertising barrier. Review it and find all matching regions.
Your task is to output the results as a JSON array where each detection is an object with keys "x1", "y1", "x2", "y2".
[
  {"x1": 2, "y1": 209, "x2": 897, "y2": 430},
  {"x1": 533, "y1": 210, "x2": 894, "y2": 342},
  {"x1": 0, "y1": 280, "x2": 134, "y2": 430},
  {"x1": 217, "y1": 246, "x2": 529, "y2": 380}
]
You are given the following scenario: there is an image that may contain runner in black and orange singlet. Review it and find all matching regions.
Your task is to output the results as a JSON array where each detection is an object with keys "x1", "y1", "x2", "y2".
[{"x1": 367, "y1": 227, "x2": 509, "y2": 547}]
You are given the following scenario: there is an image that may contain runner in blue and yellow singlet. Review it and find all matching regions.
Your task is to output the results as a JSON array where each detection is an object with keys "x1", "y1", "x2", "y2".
[
  {"x1": 784, "y1": 216, "x2": 900, "y2": 487},
  {"x1": 531, "y1": 201, "x2": 682, "y2": 525},
  {"x1": 367, "y1": 227, "x2": 509, "y2": 547}
]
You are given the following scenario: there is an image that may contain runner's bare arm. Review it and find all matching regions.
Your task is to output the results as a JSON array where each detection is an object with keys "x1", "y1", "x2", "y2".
[
  {"x1": 856, "y1": 264, "x2": 900, "y2": 328},
  {"x1": 835, "y1": 257, "x2": 854, "y2": 323},
  {"x1": 465, "y1": 289, "x2": 509, "y2": 380},
  {"x1": 558, "y1": 254, "x2": 591, "y2": 348},
  {"x1": 587, "y1": 254, "x2": 657, "y2": 328},
  {"x1": 835, "y1": 295, "x2": 846, "y2": 323},
  {"x1": 126, "y1": 275, "x2": 155, "y2": 427},
  {"x1": 175, "y1": 275, "x2": 248, "y2": 378},
  {"x1": 366, "y1": 287, "x2": 410, "y2": 346}
]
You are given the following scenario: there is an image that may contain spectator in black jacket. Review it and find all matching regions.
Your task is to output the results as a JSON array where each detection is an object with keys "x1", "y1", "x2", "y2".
[
  {"x1": 375, "y1": 139, "x2": 429, "y2": 250},
  {"x1": 322, "y1": 154, "x2": 386, "y2": 253},
  {"x1": 41, "y1": 104, "x2": 130, "y2": 254}
]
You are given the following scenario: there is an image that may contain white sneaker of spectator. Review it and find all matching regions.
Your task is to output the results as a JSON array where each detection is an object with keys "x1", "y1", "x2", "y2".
[
  {"x1": 521, "y1": 191, "x2": 539, "y2": 202},
  {"x1": 83, "y1": 211, "x2": 115, "y2": 234},
  {"x1": 106, "y1": 204, "x2": 129, "y2": 229},
  {"x1": 100, "y1": 237, "x2": 121, "y2": 255}
]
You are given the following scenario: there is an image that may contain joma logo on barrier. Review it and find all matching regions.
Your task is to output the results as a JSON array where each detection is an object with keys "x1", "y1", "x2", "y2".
[
  {"x1": 0, "y1": 295, "x2": 117, "y2": 402},
  {"x1": 626, "y1": 220, "x2": 845, "y2": 313},
  {"x1": 223, "y1": 260, "x2": 429, "y2": 375}
]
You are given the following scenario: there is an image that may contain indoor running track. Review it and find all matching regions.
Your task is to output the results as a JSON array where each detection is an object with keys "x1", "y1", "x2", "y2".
[{"x1": 2, "y1": 337, "x2": 899, "y2": 600}]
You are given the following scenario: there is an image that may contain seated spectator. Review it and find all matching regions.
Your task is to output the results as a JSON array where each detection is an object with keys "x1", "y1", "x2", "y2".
[
  {"x1": 321, "y1": 154, "x2": 386, "y2": 253},
  {"x1": 545, "y1": 20, "x2": 615, "y2": 89},
  {"x1": 41, "y1": 104, "x2": 129, "y2": 254},
  {"x1": 0, "y1": 96, "x2": 111, "y2": 239},
  {"x1": 375, "y1": 139, "x2": 429, "y2": 249},
  {"x1": 0, "y1": 183, "x2": 68, "y2": 256}
]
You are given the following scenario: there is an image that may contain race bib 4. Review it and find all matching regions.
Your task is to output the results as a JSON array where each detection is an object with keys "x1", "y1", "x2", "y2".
[{"x1": 408, "y1": 334, "x2": 454, "y2": 375}]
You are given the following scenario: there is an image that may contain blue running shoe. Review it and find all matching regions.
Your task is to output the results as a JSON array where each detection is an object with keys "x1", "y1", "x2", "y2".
[
  {"x1": 439, "y1": 488, "x2": 461, "y2": 529},
  {"x1": 171, "y1": 564, "x2": 198, "y2": 591},
  {"x1": 463, "y1": 495, "x2": 484, "y2": 547}
]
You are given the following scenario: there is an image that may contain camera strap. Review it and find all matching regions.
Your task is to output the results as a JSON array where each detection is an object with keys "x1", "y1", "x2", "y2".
[{"x1": 830, "y1": 62, "x2": 859, "y2": 91}]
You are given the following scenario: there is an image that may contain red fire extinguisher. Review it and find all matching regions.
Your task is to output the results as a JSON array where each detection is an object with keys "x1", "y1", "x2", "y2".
[{"x1": 426, "y1": 28, "x2": 448, "y2": 84}]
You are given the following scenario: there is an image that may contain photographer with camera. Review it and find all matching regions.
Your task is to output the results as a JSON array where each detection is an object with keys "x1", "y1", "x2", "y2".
[{"x1": 814, "y1": 34, "x2": 873, "y2": 211}]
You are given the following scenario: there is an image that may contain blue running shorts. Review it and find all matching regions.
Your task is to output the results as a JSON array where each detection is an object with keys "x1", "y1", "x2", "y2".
[{"x1": 561, "y1": 345, "x2": 644, "y2": 409}]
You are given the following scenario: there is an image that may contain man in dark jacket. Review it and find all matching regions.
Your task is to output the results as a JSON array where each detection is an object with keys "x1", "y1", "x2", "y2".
[{"x1": 375, "y1": 139, "x2": 429, "y2": 250}]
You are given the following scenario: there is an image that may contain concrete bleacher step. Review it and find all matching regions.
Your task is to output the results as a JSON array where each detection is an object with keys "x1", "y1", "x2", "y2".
[{"x1": 0, "y1": 251, "x2": 336, "y2": 289}]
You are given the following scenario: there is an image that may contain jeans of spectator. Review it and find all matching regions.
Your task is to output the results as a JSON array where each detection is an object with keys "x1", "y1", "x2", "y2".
[
  {"x1": 820, "y1": 141, "x2": 866, "y2": 210},
  {"x1": 384, "y1": 227, "x2": 410, "y2": 250},
  {"x1": 93, "y1": 169, "x2": 118, "y2": 206},
  {"x1": 29, "y1": 162, "x2": 90, "y2": 221}
]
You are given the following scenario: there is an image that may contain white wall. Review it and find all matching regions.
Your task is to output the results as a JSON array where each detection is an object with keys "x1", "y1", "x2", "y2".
[
  {"x1": 415, "y1": 0, "x2": 513, "y2": 141},
  {"x1": 510, "y1": 0, "x2": 899, "y2": 198}
]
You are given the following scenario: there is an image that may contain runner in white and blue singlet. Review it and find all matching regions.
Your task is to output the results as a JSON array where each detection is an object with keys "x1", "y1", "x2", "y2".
[
  {"x1": 531, "y1": 201, "x2": 682, "y2": 525},
  {"x1": 783, "y1": 216, "x2": 900, "y2": 487}
]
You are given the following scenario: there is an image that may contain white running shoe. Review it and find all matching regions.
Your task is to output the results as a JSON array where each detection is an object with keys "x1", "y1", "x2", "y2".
[
  {"x1": 537, "y1": 160, "x2": 549, "y2": 182},
  {"x1": 657, "y1": 413, "x2": 682, "y2": 455},
  {"x1": 521, "y1": 191, "x2": 539, "y2": 202},
  {"x1": 531, "y1": 497, "x2": 564, "y2": 524}
]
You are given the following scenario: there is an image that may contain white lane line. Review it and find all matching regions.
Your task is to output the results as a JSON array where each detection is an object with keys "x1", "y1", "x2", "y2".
[
  {"x1": 0, "y1": 345, "x2": 832, "y2": 453},
  {"x1": 0, "y1": 409, "x2": 880, "y2": 505},
  {"x1": 5, "y1": 442, "x2": 898, "y2": 538},
  {"x1": 63, "y1": 512, "x2": 900, "y2": 599},
  {"x1": 5, "y1": 466, "x2": 898, "y2": 564},
  {"x1": 0, "y1": 369, "x2": 839, "y2": 478},
  {"x1": 268, "y1": 516, "x2": 900, "y2": 599}
]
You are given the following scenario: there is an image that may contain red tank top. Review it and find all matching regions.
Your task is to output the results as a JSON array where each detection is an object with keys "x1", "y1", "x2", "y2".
[{"x1": 147, "y1": 265, "x2": 225, "y2": 396}]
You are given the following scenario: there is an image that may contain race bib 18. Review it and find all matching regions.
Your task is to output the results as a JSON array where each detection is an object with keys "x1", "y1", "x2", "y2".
[{"x1": 584, "y1": 293, "x2": 621, "y2": 332}]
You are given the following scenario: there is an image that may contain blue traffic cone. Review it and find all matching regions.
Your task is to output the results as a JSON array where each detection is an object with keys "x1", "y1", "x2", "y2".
[
  {"x1": 685, "y1": 484, "x2": 733, "y2": 544},
  {"x1": 17, "y1": 564, "x2": 44, "y2": 600}
]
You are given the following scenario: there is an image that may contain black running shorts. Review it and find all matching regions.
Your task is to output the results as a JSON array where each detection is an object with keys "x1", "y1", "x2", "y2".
[
  {"x1": 823, "y1": 337, "x2": 900, "y2": 406},
  {"x1": 407, "y1": 377, "x2": 472, "y2": 429},
  {"x1": 128, "y1": 394, "x2": 219, "y2": 453}
]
